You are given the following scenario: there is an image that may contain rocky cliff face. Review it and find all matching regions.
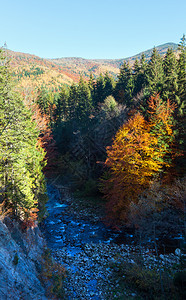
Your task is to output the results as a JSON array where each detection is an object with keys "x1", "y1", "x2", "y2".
[{"x1": 0, "y1": 218, "x2": 47, "y2": 299}]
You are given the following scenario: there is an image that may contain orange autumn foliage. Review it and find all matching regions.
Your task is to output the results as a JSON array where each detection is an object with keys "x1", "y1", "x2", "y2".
[
  {"x1": 148, "y1": 94, "x2": 175, "y2": 135},
  {"x1": 101, "y1": 96, "x2": 176, "y2": 224},
  {"x1": 31, "y1": 104, "x2": 58, "y2": 174}
]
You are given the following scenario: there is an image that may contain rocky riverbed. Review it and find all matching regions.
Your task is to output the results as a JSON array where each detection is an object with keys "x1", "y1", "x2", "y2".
[{"x1": 42, "y1": 184, "x2": 183, "y2": 299}]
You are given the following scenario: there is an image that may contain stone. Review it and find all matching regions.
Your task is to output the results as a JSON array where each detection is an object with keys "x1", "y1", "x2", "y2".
[
  {"x1": 0, "y1": 220, "x2": 46, "y2": 299},
  {"x1": 175, "y1": 248, "x2": 181, "y2": 256}
]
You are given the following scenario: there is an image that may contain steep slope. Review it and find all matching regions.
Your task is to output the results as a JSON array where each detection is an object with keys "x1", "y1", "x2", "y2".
[
  {"x1": 9, "y1": 50, "x2": 74, "y2": 92},
  {"x1": 0, "y1": 218, "x2": 47, "y2": 299},
  {"x1": 8, "y1": 42, "x2": 178, "y2": 91}
]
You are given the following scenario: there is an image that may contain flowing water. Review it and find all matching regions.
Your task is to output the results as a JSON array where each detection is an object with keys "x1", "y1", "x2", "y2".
[
  {"x1": 42, "y1": 184, "x2": 184, "y2": 299},
  {"x1": 43, "y1": 184, "x2": 127, "y2": 253},
  {"x1": 42, "y1": 184, "x2": 136, "y2": 299}
]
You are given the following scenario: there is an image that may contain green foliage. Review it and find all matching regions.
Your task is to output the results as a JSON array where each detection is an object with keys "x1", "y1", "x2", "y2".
[
  {"x1": 76, "y1": 76, "x2": 93, "y2": 125},
  {"x1": 99, "y1": 95, "x2": 120, "y2": 119},
  {"x1": 94, "y1": 73, "x2": 105, "y2": 105},
  {"x1": 0, "y1": 49, "x2": 46, "y2": 220},
  {"x1": 52, "y1": 37, "x2": 185, "y2": 228},
  {"x1": 162, "y1": 48, "x2": 178, "y2": 102},
  {"x1": 114, "y1": 61, "x2": 134, "y2": 106},
  {"x1": 146, "y1": 48, "x2": 164, "y2": 95},
  {"x1": 133, "y1": 54, "x2": 148, "y2": 96},
  {"x1": 177, "y1": 34, "x2": 186, "y2": 115}
]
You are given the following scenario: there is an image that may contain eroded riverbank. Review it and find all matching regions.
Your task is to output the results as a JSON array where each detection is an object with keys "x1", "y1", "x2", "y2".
[{"x1": 42, "y1": 184, "x2": 183, "y2": 299}]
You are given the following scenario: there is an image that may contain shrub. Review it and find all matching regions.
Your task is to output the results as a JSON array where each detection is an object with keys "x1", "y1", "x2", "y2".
[{"x1": 40, "y1": 248, "x2": 66, "y2": 299}]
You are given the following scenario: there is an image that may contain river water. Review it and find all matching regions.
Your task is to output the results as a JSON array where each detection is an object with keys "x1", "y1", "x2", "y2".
[
  {"x1": 42, "y1": 184, "x2": 137, "y2": 299},
  {"x1": 43, "y1": 184, "x2": 131, "y2": 253},
  {"x1": 42, "y1": 184, "x2": 183, "y2": 299}
]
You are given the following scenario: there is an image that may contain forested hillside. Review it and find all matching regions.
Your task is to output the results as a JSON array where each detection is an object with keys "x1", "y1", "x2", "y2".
[
  {"x1": 3, "y1": 38, "x2": 184, "y2": 226},
  {"x1": 0, "y1": 36, "x2": 185, "y2": 299},
  {"x1": 0, "y1": 49, "x2": 48, "y2": 225},
  {"x1": 9, "y1": 42, "x2": 178, "y2": 93},
  {"x1": 25, "y1": 35, "x2": 185, "y2": 236}
]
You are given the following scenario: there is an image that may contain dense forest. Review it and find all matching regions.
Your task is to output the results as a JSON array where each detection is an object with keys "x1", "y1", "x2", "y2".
[
  {"x1": 1, "y1": 35, "x2": 185, "y2": 243},
  {"x1": 0, "y1": 36, "x2": 185, "y2": 299}
]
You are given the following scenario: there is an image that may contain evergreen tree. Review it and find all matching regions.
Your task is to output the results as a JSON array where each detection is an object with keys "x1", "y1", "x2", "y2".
[
  {"x1": 55, "y1": 86, "x2": 69, "y2": 123},
  {"x1": 103, "y1": 72, "x2": 115, "y2": 99},
  {"x1": 133, "y1": 53, "x2": 148, "y2": 96},
  {"x1": 76, "y1": 77, "x2": 92, "y2": 126},
  {"x1": 114, "y1": 61, "x2": 134, "y2": 106},
  {"x1": 174, "y1": 35, "x2": 186, "y2": 173},
  {"x1": 146, "y1": 47, "x2": 164, "y2": 95},
  {"x1": 36, "y1": 87, "x2": 50, "y2": 115},
  {"x1": 133, "y1": 58, "x2": 141, "y2": 95},
  {"x1": 0, "y1": 49, "x2": 46, "y2": 219},
  {"x1": 177, "y1": 34, "x2": 186, "y2": 117},
  {"x1": 94, "y1": 73, "x2": 105, "y2": 105},
  {"x1": 147, "y1": 94, "x2": 175, "y2": 167},
  {"x1": 88, "y1": 73, "x2": 96, "y2": 104},
  {"x1": 68, "y1": 82, "x2": 78, "y2": 121},
  {"x1": 163, "y1": 48, "x2": 178, "y2": 103}
]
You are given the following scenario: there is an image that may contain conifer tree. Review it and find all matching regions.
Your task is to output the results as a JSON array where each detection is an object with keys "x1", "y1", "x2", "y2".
[
  {"x1": 88, "y1": 73, "x2": 96, "y2": 104},
  {"x1": 68, "y1": 82, "x2": 78, "y2": 121},
  {"x1": 174, "y1": 35, "x2": 186, "y2": 173},
  {"x1": 177, "y1": 34, "x2": 186, "y2": 117},
  {"x1": 114, "y1": 61, "x2": 134, "y2": 106},
  {"x1": 133, "y1": 58, "x2": 141, "y2": 95},
  {"x1": 0, "y1": 49, "x2": 46, "y2": 220},
  {"x1": 146, "y1": 48, "x2": 164, "y2": 95},
  {"x1": 36, "y1": 87, "x2": 50, "y2": 115},
  {"x1": 147, "y1": 94, "x2": 175, "y2": 167},
  {"x1": 103, "y1": 72, "x2": 115, "y2": 99},
  {"x1": 133, "y1": 53, "x2": 148, "y2": 96},
  {"x1": 55, "y1": 86, "x2": 69, "y2": 123},
  {"x1": 76, "y1": 77, "x2": 92, "y2": 126},
  {"x1": 163, "y1": 48, "x2": 178, "y2": 103},
  {"x1": 94, "y1": 73, "x2": 105, "y2": 105}
]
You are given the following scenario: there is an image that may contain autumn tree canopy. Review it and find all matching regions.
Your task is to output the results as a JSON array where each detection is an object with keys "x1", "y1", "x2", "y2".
[{"x1": 100, "y1": 95, "x2": 175, "y2": 224}]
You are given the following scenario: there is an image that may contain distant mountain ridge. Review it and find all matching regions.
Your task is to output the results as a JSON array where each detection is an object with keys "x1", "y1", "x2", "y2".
[
  {"x1": 51, "y1": 42, "x2": 178, "y2": 67},
  {"x1": 8, "y1": 42, "x2": 178, "y2": 91}
]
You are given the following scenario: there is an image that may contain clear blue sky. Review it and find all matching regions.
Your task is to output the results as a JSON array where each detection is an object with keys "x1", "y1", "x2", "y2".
[{"x1": 1, "y1": 0, "x2": 185, "y2": 59}]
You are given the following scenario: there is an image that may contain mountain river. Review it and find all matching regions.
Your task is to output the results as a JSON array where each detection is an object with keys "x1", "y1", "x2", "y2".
[{"x1": 42, "y1": 184, "x2": 182, "y2": 299}]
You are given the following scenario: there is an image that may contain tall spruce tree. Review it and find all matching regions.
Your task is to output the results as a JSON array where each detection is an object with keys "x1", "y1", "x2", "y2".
[
  {"x1": 114, "y1": 61, "x2": 134, "y2": 106},
  {"x1": 103, "y1": 72, "x2": 115, "y2": 99},
  {"x1": 146, "y1": 47, "x2": 164, "y2": 95},
  {"x1": 88, "y1": 73, "x2": 96, "y2": 104},
  {"x1": 76, "y1": 77, "x2": 92, "y2": 126},
  {"x1": 55, "y1": 86, "x2": 69, "y2": 123},
  {"x1": 68, "y1": 82, "x2": 78, "y2": 121},
  {"x1": 163, "y1": 48, "x2": 178, "y2": 103},
  {"x1": 94, "y1": 73, "x2": 105, "y2": 105},
  {"x1": 133, "y1": 53, "x2": 148, "y2": 96},
  {"x1": 177, "y1": 34, "x2": 186, "y2": 117},
  {"x1": 0, "y1": 49, "x2": 46, "y2": 219},
  {"x1": 174, "y1": 35, "x2": 186, "y2": 173}
]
